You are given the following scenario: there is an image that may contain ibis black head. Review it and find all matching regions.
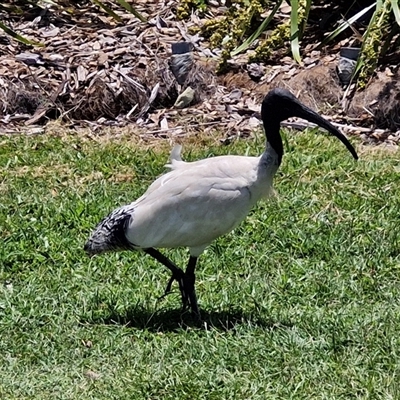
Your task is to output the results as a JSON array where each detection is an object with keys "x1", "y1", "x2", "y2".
[{"x1": 261, "y1": 88, "x2": 358, "y2": 161}]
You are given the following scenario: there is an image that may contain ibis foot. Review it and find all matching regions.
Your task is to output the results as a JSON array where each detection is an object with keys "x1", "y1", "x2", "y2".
[
  {"x1": 144, "y1": 248, "x2": 201, "y2": 319},
  {"x1": 185, "y1": 287, "x2": 200, "y2": 320},
  {"x1": 163, "y1": 270, "x2": 201, "y2": 319},
  {"x1": 144, "y1": 247, "x2": 187, "y2": 304},
  {"x1": 182, "y1": 256, "x2": 201, "y2": 319},
  {"x1": 159, "y1": 269, "x2": 186, "y2": 303}
]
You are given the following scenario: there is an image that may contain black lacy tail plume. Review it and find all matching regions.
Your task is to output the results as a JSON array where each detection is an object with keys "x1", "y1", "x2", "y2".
[{"x1": 84, "y1": 205, "x2": 135, "y2": 255}]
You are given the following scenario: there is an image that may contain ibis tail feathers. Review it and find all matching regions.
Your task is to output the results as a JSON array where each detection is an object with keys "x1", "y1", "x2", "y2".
[
  {"x1": 84, "y1": 205, "x2": 136, "y2": 256},
  {"x1": 166, "y1": 144, "x2": 185, "y2": 170}
]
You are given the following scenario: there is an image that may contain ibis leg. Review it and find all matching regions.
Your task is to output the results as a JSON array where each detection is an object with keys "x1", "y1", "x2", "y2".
[
  {"x1": 144, "y1": 248, "x2": 200, "y2": 318},
  {"x1": 183, "y1": 256, "x2": 200, "y2": 318},
  {"x1": 144, "y1": 248, "x2": 186, "y2": 303}
]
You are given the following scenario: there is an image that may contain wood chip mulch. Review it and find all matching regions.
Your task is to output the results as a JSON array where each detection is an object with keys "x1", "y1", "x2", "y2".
[{"x1": 0, "y1": 0, "x2": 399, "y2": 146}]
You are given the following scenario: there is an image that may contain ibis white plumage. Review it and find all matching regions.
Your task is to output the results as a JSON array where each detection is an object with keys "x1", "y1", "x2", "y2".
[{"x1": 84, "y1": 88, "x2": 358, "y2": 318}]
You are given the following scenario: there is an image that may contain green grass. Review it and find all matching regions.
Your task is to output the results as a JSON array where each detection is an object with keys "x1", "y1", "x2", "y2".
[{"x1": 0, "y1": 130, "x2": 399, "y2": 399}]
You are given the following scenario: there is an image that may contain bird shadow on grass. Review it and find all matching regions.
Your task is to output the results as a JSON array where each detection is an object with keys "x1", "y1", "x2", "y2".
[{"x1": 82, "y1": 303, "x2": 294, "y2": 333}]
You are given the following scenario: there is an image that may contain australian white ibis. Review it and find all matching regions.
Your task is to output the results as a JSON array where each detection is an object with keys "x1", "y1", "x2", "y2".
[{"x1": 84, "y1": 88, "x2": 358, "y2": 318}]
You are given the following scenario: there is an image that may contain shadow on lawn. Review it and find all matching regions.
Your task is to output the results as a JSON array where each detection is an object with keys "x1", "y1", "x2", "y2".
[{"x1": 83, "y1": 304, "x2": 294, "y2": 332}]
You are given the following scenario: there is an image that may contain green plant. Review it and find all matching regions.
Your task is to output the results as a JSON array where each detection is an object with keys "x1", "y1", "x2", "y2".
[
  {"x1": 199, "y1": 0, "x2": 272, "y2": 72},
  {"x1": 248, "y1": 0, "x2": 311, "y2": 63},
  {"x1": 177, "y1": 0, "x2": 208, "y2": 20},
  {"x1": 202, "y1": 0, "x2": 310, "y2": 70},
  {"x1": 356, "y1": 0, "x2": 397, "y2": 88},
  {"x1": 318, "y1": 0, "x2": 400, "y2": 88}
]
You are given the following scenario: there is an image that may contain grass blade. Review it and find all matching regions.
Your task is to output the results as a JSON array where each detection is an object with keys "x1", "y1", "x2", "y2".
[
  {"x1": 91, "y1": 0, "x2": 122, "y2": 22},
  {"x1": 299, "y1": 0, "x2": 312, "y2": 38},
  {"x1": 290, "y1": 0, "x2": 301, "y2": 63},
  {"x1": 231, "y1": 0, "x2": 283, "y2": 57},
  {"x1": 391, "y1": 0, "x2": 400, "y2": 26},
  {"x1": 0, "y1": 21, "x2": 44, "y2": 46},
  {"x1": 317, "y1": 2, "x2": 376, "y2": 49},
  {"x1": 350, "y1": 1, "x2": 384, "y2": 86},
  {"x1": 114, "y1": 0, "x2": 147, "y2": 23}
]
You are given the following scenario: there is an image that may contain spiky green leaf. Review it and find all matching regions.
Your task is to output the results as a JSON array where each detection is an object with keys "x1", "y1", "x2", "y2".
[
  {"x1": 91, "y1": 0, "x2": 122, "y2": 22},
  {"x1": 391, "y1": 0, "x2": 400, "y2": 26},
  {"x1": 0, "y1": 21, "x2": 44, "y2": 46},
  {"x1": 114, "y1": 0, "x2": 147, "y2": 23},
  {"x1": 290, "y1": 0, "x2": 301, "y2": 63},
  {"x1": 231, "y1": 0, "x2": 283, "y2": 57},
  {"x1": 318, "y1": 3, "x2": 376, "y2": 49}
]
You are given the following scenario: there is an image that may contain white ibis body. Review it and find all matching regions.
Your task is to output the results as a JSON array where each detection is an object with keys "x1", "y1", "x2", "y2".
[{"x1": 84, "y1": 88, "x2": 358, "y2": 318}]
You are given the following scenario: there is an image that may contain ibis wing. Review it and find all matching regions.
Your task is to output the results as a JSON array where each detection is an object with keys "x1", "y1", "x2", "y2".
[{"x1": 125, "y1": 156, "x2": 260, "y2": 250}]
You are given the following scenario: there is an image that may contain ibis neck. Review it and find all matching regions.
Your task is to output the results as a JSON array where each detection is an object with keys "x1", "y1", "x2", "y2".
[
  {"x1": 264, "y1": 119, "x2": 283, "y2": 166},
  {"x1": 260, "y1": 142, "x2": 280, "y2": 171}
]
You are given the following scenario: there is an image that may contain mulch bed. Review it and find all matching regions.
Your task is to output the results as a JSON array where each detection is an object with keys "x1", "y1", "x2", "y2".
[{"x1": 1, "y1": 1, "x2": 399, "y2": 145}]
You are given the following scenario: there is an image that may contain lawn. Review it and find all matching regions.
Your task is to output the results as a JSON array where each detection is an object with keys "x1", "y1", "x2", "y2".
[{"x1": 0, "y1": 129, "x2": 400, "y2": 399}]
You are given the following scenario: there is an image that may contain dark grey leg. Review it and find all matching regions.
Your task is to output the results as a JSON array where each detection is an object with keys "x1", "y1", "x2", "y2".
[
  {"x1": 144, "y1": 248, "x2": 186, "y2": 303},
  {"x1": 183, "y1": 256, "x2": 200, "y2": 318},
  {"x1": 144, "y1": 248, "x2": 200, "y2": 318}
]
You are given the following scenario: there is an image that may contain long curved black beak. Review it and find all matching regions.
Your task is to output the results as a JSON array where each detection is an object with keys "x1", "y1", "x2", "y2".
[{"x1": 296, "y1": 104, "x2": 358, "y2": 160}]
